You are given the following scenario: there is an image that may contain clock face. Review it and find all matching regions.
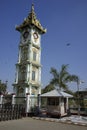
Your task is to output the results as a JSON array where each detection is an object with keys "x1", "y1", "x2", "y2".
[
  {"x1": 21, "y1": 31, "x2": 29, "y2": 44},
  {"x1": 23, "y1": 31, "x2": 29, "y2": 39},
  {"x1": 33, "y1": 32, "x2": 38, "y2": 39},
  {"x1": 32, "y1": 31, "x2": 40, "y2": 45}
]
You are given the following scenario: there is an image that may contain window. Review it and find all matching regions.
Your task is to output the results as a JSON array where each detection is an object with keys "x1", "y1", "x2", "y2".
[
  {"x1": 48, "y1": 98, "x2": 55, "y2": 105},
  {"x1": 33, "y1": 51, "x2": 37, "y2": 61},
  {"x1": 32, "y1": 71, "x2": 35, "y2": 81},
  {"x1": 19, "y1": 66, "x2": 26, "y2": 82},
  {"x1": 47, "y1": 98, "x2": 59, "y2": 106}
]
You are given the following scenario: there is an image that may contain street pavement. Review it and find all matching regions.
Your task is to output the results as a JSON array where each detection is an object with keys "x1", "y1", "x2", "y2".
[
  {"x1": 33, "y1": 115, "x2": 87, "y2": 126},
  {"x1": 0, "y1": 117, "x2": 87, "y2": 130}
]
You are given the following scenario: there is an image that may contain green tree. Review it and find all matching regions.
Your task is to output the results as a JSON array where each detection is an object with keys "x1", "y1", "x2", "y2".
[
  {"x1": 50, "y1": 64, "x2": 79, "y2": 92},
  {"x1": 0, "y1": 80, "x2": 7, "y2": 94},
  {"x1": 41, "y1": 84, "x2": 55, "y2": 94}
]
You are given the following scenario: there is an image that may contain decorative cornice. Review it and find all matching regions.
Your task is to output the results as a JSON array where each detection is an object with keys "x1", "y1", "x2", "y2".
[
  {"x1": 32, "y1": 62, "x2": 42, "y2": 67},
  {"x1": 32, "y1": 43, "x2": 40, "y2": 49},
  {"x1": 16, "y1": 4, "x2": 46, "y2": 34}
]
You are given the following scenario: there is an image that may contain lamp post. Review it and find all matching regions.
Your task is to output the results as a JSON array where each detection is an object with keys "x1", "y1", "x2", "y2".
[
  {"x1": 77, "y1": 80, "x2": 84, "y2": 116},
  {"x1": 77, "y1": 82, "x2": 80, "y2": 116}
]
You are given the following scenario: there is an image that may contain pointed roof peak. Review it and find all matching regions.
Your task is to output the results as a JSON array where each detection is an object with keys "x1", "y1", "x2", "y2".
[
  {"x1": 28, "y1": 3, "x2": 36, "y2": 21},
  {"x1": 16, "y1": 4, "x2": 46, "y2": 33},
  {"x1": 29, "y1": 3, "x2": 35, "y2": 16},
  {"x1": 31, "y1": 3, "x2": 34, "y2": 12}
]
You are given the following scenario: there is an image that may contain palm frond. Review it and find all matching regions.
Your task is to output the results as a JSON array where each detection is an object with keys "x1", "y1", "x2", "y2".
[
  {"x1": 50, "y1": 64, "x2": 79, "y2": 91},
  {"x1": 50, "y1": 78, "x2": 59, "y2": 86},
  {"x1": 50, "y1": 67, "x2": 59, "y2": 79},
  {"x1": 70, "y1": 75, "x2": 80, "y2": 83}
]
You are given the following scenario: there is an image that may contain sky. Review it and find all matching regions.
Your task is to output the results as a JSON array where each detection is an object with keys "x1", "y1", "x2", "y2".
[{"x1": 0, "y1": 0, "x2": 87, "y2": 92}]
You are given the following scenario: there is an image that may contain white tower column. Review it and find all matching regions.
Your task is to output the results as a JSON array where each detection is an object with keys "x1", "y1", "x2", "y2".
[
  {"x1": 0, "y1": 94, "x2": 3, "y2": 106},
  {"x1": 26, "y1": 93, "x2": 30, "y2": 115},
  {"x1": 12, "y1": 93, "x2": 16, "y2": 106},
  {"x1": 13, "y1": 4, "x2": 46, "y2": 113}
]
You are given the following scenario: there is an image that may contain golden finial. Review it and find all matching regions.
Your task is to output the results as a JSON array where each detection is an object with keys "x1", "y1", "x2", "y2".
[{"x1": 31, "y1": 3, "x2": 34, "y2": 12}]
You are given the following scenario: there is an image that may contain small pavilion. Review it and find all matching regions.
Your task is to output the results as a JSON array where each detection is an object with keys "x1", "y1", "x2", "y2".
[{"x1": 41, "y1": 89, "x2": 73, "y2": 117}]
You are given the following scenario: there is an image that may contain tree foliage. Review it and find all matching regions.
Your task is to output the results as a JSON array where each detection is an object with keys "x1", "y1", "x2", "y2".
[
  {"x1": 41, "y1": 64, "x2": 80, "y2": 94},
  {"x1": 50, "y1": 64, "x2": 79, "y2": 92},
  {"x1": 41, "y1": 84, "x2": 55, "y2": 94},
  {"x1": 0, "y1": 80, "x2": 7, "y2": 94}
]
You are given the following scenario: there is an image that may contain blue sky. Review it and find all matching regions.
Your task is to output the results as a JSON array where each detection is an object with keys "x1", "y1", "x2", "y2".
[{"x1": 0, "y1": 0, "x2": 87, "y2": 92}]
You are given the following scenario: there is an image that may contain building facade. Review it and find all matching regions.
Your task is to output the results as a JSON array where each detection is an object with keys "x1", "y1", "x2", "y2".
[{"x1": 13, "y1": 4, "x2": 46, "y2": 110}]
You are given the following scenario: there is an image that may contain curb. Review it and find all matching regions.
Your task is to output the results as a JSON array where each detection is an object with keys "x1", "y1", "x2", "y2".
[{"x1": 32, "y1": 117, "x2": 87, "y2": 127}]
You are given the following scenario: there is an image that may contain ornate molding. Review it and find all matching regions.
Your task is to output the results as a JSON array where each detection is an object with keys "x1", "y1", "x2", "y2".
[{"x1": 16, "y1": 4, "x2": 46, "y2": 34}]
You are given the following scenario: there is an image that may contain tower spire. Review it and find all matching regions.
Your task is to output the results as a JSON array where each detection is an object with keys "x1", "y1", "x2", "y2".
[
  {"x1": 28, "y1": 3, "x2": 36, "y2": 21},
  {"x1": 16, "y1": 4, "x2": 46, "y2": 33},
  {"x1": 31, "y1": 3, "x2": 34, "y2": 12}
]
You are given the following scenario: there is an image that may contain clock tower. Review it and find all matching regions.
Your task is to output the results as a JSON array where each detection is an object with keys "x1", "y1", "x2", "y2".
[{"x1": 13, "y1": 4, "x2": 46, "y2": 110}]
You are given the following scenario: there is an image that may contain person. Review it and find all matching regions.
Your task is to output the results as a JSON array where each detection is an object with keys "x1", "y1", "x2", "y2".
[{"x1": 34, "y1": 105, "x2": 39, "y2": 116}]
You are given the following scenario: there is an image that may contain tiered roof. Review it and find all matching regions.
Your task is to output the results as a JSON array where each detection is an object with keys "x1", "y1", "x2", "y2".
[{"x1": 16, "y1": 4, "x2": 46, "y2": 34}]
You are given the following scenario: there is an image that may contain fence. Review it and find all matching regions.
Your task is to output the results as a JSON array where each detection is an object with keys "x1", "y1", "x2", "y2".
[
  {"x1": 70, "y1": 107, "x2": 87, "y2": 116},
  {"x1": 0, "y1": 104, "x2": 25, "y2": 121},
  {"x1": 0, "y1": 93, "x2": 39, "y2": 121},
  {"x1": 0, "y1": 94, "x2": 27, "y2": 121}
]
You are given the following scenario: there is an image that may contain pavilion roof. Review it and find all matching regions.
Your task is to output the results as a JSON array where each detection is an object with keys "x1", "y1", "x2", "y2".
[{"x1": 41, "y1": 89, "x2": 73, "y2": 98}]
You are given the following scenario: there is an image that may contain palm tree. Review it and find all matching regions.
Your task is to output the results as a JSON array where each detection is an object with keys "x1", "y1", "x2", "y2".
[
  {"x1": 50, "y1": 64, "x2": 79, "y2": 91},
  {"x1": 41, "y1": 84, "x2": 55, "y2": 94}
]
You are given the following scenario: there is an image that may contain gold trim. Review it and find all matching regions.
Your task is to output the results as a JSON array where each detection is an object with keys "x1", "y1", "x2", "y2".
[{"x1": 16, "y1": 4, "x2": 46, "y2": 34}]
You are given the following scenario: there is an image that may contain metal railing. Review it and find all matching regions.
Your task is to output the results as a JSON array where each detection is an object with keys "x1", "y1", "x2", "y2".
[
  {"x1": 0, "y1": 104, "x2": 25, "y2": 121},
  {"x1": 70, "y1": 107, "x2": 87, "y2": 116}
]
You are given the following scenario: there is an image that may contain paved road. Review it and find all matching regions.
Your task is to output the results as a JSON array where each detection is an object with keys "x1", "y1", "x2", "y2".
[{"x1": 0, "y1": 118, "x2": 86, "y2": 130}]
